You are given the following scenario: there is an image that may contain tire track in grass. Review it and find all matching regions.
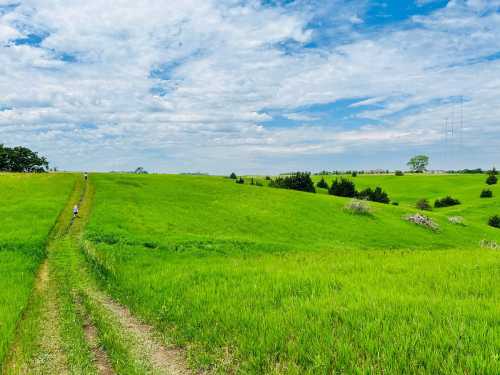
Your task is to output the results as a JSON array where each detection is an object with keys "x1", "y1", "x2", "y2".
[
  {"x1": 3, "y1": 179, "x2": 83, "y2": 375},
  {"x1": 5, "y1": 176, "x2": 193, "y2": 375},
  {"x1": 75, "y1": 179, "x2": 193, "y2": 375},
  {"x1": 90, "y1": 287, "x2": 191, "y2": 375}
]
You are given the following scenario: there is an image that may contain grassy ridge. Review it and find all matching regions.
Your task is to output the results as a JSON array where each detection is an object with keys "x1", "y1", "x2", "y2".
[
  {"x1": 0, "y1": 173, "x2": 76, "y2": 368},
  {"x1": 85, "y1": 174, "x2": 500, "y2": 373}
]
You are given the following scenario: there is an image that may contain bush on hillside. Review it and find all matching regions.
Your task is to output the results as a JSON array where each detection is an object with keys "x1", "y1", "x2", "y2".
[
  {"x1": 395, "y1": 170, "x2": 404, "y2": 176},
  {"x1": 316, "y1": 177, "x2": 329, "y2": 189},
  {"x1": 404, "y1": 213, "x2": 439, "y2": 231},
  {"x1": 356, "y1": 187, "x2": 390, "y2": 204},
  {"x1": 486, "y1": 174, "x2": 498, "y2": 185},
  {"x1": 344, "y1": 200, "x2": 371, "y2": 215},
  {"x1": 392, "y1": 201, "x2": 399, "y2": 206},
  {"x1": 489, "y1": 215, "x2": 500, "y2": 229},
  {"x1": 434, "y1": 196, "x2": 461, "y2": 208},
  {"x1": 269, "y1": 172, "x2": 316, "y2": 193},
  {"x1": 448, "y1": 216, "x2": 465, "y2": 226},
  {"x1": 351, "y1": 171, "x2": 358, "y2": 177},
  {"x1": 416, "y1": 198, "x2": 432, "y2": 211},
  {"x1": 329, "y1": 178, "x2": 356, "y2": 197},
  {"x1": 480, "y1": 189, "x2": 493, "y2": 198},
  {"x1": 229, "y1": 172, "x2": 237, "y2": 179},
  {"x1": 236, "y1": 177, "x2": 245, "y2": 184}
]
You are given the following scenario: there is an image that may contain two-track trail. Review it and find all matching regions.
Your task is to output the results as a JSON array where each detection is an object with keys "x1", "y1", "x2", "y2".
[{"x1": 3, "y1": 177, "x2": 191, "y2": 375}]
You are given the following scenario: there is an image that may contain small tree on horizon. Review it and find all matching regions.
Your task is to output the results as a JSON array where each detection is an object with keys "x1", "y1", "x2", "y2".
[
  {"x1": 229, "y1": 172, "x2": 237, "y2": 179},
  {"x1": 407, "y1": 155, "x2": 429, "y2": 173}
]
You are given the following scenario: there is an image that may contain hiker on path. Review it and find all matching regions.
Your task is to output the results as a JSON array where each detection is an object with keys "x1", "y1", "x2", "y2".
[
  {"x1": 84, "y1": 172, "x2": 88, "y2": 180},
  {"x1": 73, "y1": 204, "x2": 79, "y2": 218}
]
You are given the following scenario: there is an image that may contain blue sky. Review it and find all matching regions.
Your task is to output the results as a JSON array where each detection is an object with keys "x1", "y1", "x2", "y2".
[{"x1": 0, "y1": 0, "x2": 499, "y2": 173}]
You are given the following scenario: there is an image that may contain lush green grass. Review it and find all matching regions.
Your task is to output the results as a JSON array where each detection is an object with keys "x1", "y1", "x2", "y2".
[
  {"x1": 85, "y1": 173, "x2": 500, "y2": 373},
  {"x1": 0, "y1": 173, "x2": 76, "y2": 368}
]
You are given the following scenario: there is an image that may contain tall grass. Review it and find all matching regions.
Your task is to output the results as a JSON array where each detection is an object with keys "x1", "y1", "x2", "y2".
[
  {"x1": 85, "y1": 174, "x2": 500, "y2": 373},
  {"x1": 0, "y1": 173, "x2": 76, "y2": 368}
]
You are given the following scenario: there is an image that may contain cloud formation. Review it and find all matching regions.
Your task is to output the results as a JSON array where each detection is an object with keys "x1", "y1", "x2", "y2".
[{"x1": 0, "y1": 0, "x2": 499, "y2": 173}]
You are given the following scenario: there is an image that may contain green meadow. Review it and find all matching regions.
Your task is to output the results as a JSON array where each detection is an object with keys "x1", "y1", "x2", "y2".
[
  {"x1": 0, "y1": 173, "x2": 75, "y2": 367},
  {"x1": 82, "y1": 173, "x2": 500, "y2": 373}
]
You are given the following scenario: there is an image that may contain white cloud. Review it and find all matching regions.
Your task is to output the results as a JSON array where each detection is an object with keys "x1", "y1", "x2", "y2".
[{"x1": 0, "y1": 0, "x2": 499, "y2": 172}]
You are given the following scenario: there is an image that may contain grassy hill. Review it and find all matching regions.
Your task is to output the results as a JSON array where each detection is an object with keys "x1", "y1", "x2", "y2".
[
  {"x1": 0, "y1": 173, "x2": 76, "y2": 367},
  {"x1": 84, "y1": 173, "x2": 500, "y2": 373}
]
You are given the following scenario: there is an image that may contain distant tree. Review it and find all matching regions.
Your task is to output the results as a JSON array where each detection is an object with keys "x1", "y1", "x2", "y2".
[
  {"x1": 407, "y1": 155, "x2": 429, "y2": 173},
  {"x1": 229, "y1": 172, "x2": 237, "y2": 179},
  {"x1": 351, "y1": 171, "x2": 358, "y2": 177},
  {"x1": 434, "y1": 196, "x2": 460, "y2": 208},
  {"x1": 395, "y1": 170, "x2": 404, "y2": 176},
  {"x1": 357, "y1": 187, "x2": 390, "y2": 204},
  {"x1": 236, "y1": 177, "x2": 245, "y2": 184},
  {"x1": 269, "y1": 172, "x2": 316, "y2": 193},
  {"x1": 486, "y1": 174, "x2": 498, "y2": 185},
  {"x1": 416, "y1": 198, "x2": 432, "y2": 211},
  {"x1": 0, "y1": 146, "x2": 8, "y2": 170},
  {"x1": 488, "y1": 215, "x2": 500, "y2": 229},
  {"x1": 316, "y1": 177, "x2": 329, "y2": 189},
  {"x1": 0, "y1": 144, "x2": 48, "y2": 172},
  {"x1": 134, "y1": 167, "x2": 148, "y2": 174},
  {"x1": 329, "y1": 178, "x2": 356, "y2": 197},
  {"x1": 480, "y1": 189, "x2": 493, "y2": 198},
  {"x1": 265, "y1": 176, "x2": 271, "y2": 180}
]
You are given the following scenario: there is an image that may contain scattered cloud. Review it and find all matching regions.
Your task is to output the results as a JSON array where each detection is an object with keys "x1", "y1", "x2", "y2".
[{"x1": 0, "y1": 0, "x2": 499, "y2": 173}]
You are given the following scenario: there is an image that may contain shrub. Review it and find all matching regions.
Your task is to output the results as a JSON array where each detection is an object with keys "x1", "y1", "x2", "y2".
[
  {"x1": 265, "y1": 176, "x2": 271, "y2": 180},
  {"x1": 489, "y1": 215, "x2": 500, "y2": 228},
  {"x1": 351, "y1": 171, "x2": 358, "y2": 177},
  {"x1": 487, "y1": 167, "x2": 498, "y2": 176},
  {"x1": 480, "y1": 189, "x2": 493, "y2": 198},
  {"x1": 344, "y1": 200, "x2": 371, "y2": 215},
  {"x1": 416, "y1": 198, "x2": 432, "y2": 211},
  {"x1": 229, "y1": 172, "x2": 237, "y2": 179},
  {"x1": 316, "y1": 177, "x2": 329, "y2": 189},
  {"x1": 486, "y1": 174, "x2": 498, "y2": 185},
  {"x1": 357, "y1": 187, "x2": 390, "y2": 204},
  {"x1": 329, "y1": 178, "x2": 356, "y2": 197},
  {"x1": 236, "y1": 177, "x2": 245, "y2": 184},
  {"x1": 404, "y1": 213, "x2": 439, "y2": 231},
  {"x1": 395, "y1": 170, "x2": 404, "y2": 176},
  {"x1": 448, "y1": 216, "x2": 465, "y2": 226},
  {"x1": 392, "y1": 202, "x2": 399, "y2": 206},
  {"x1": 434, "y1": 196, "x2": 461, "y2": 208},
  {"x1": 269, "y1": 172, "x2": 316, "y2": 193}
]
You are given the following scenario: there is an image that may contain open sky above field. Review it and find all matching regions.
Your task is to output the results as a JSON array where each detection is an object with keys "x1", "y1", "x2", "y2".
[{"x1": 1, "y1": 0, "x2": 500, "y2": 173}]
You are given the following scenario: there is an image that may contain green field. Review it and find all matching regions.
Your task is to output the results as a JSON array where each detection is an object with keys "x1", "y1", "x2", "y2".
[
  {"x1": 0, "y1": 173, "x2": 76, "y2": 366},
  {"x1": 1, "y1": 172, "x2": 499, "y2": 374},
  {"x1": 82, "y1": 173, "x2": 500, "y2": 373}
]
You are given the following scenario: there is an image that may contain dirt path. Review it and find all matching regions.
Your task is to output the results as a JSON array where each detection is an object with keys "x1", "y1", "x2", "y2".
[
  {"x1": 4, "y1": 177, "x2": 192, "y2": 375},
  {"x1": 93, "y1": 290, "x2": 191, "y2": 375},
  {"x1": 77, "y1": 181, "x2": 192, "y2": 375}
]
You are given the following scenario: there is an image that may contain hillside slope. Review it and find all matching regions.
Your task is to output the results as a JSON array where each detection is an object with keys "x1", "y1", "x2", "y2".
[{"x1": 83, "y1": 174, "x2": 500, "y2": 374}]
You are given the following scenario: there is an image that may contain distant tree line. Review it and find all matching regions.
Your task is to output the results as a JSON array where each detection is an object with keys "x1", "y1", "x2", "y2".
[
  {"x1": 269, "y1": 172, "x2": 316, "y2": 193},
  {"x1": 327, "y1": 178, "x2": 390, "y2": 203},
  {"x1": 0, "y1": 144, "x2": 48, "y2": 172}
]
